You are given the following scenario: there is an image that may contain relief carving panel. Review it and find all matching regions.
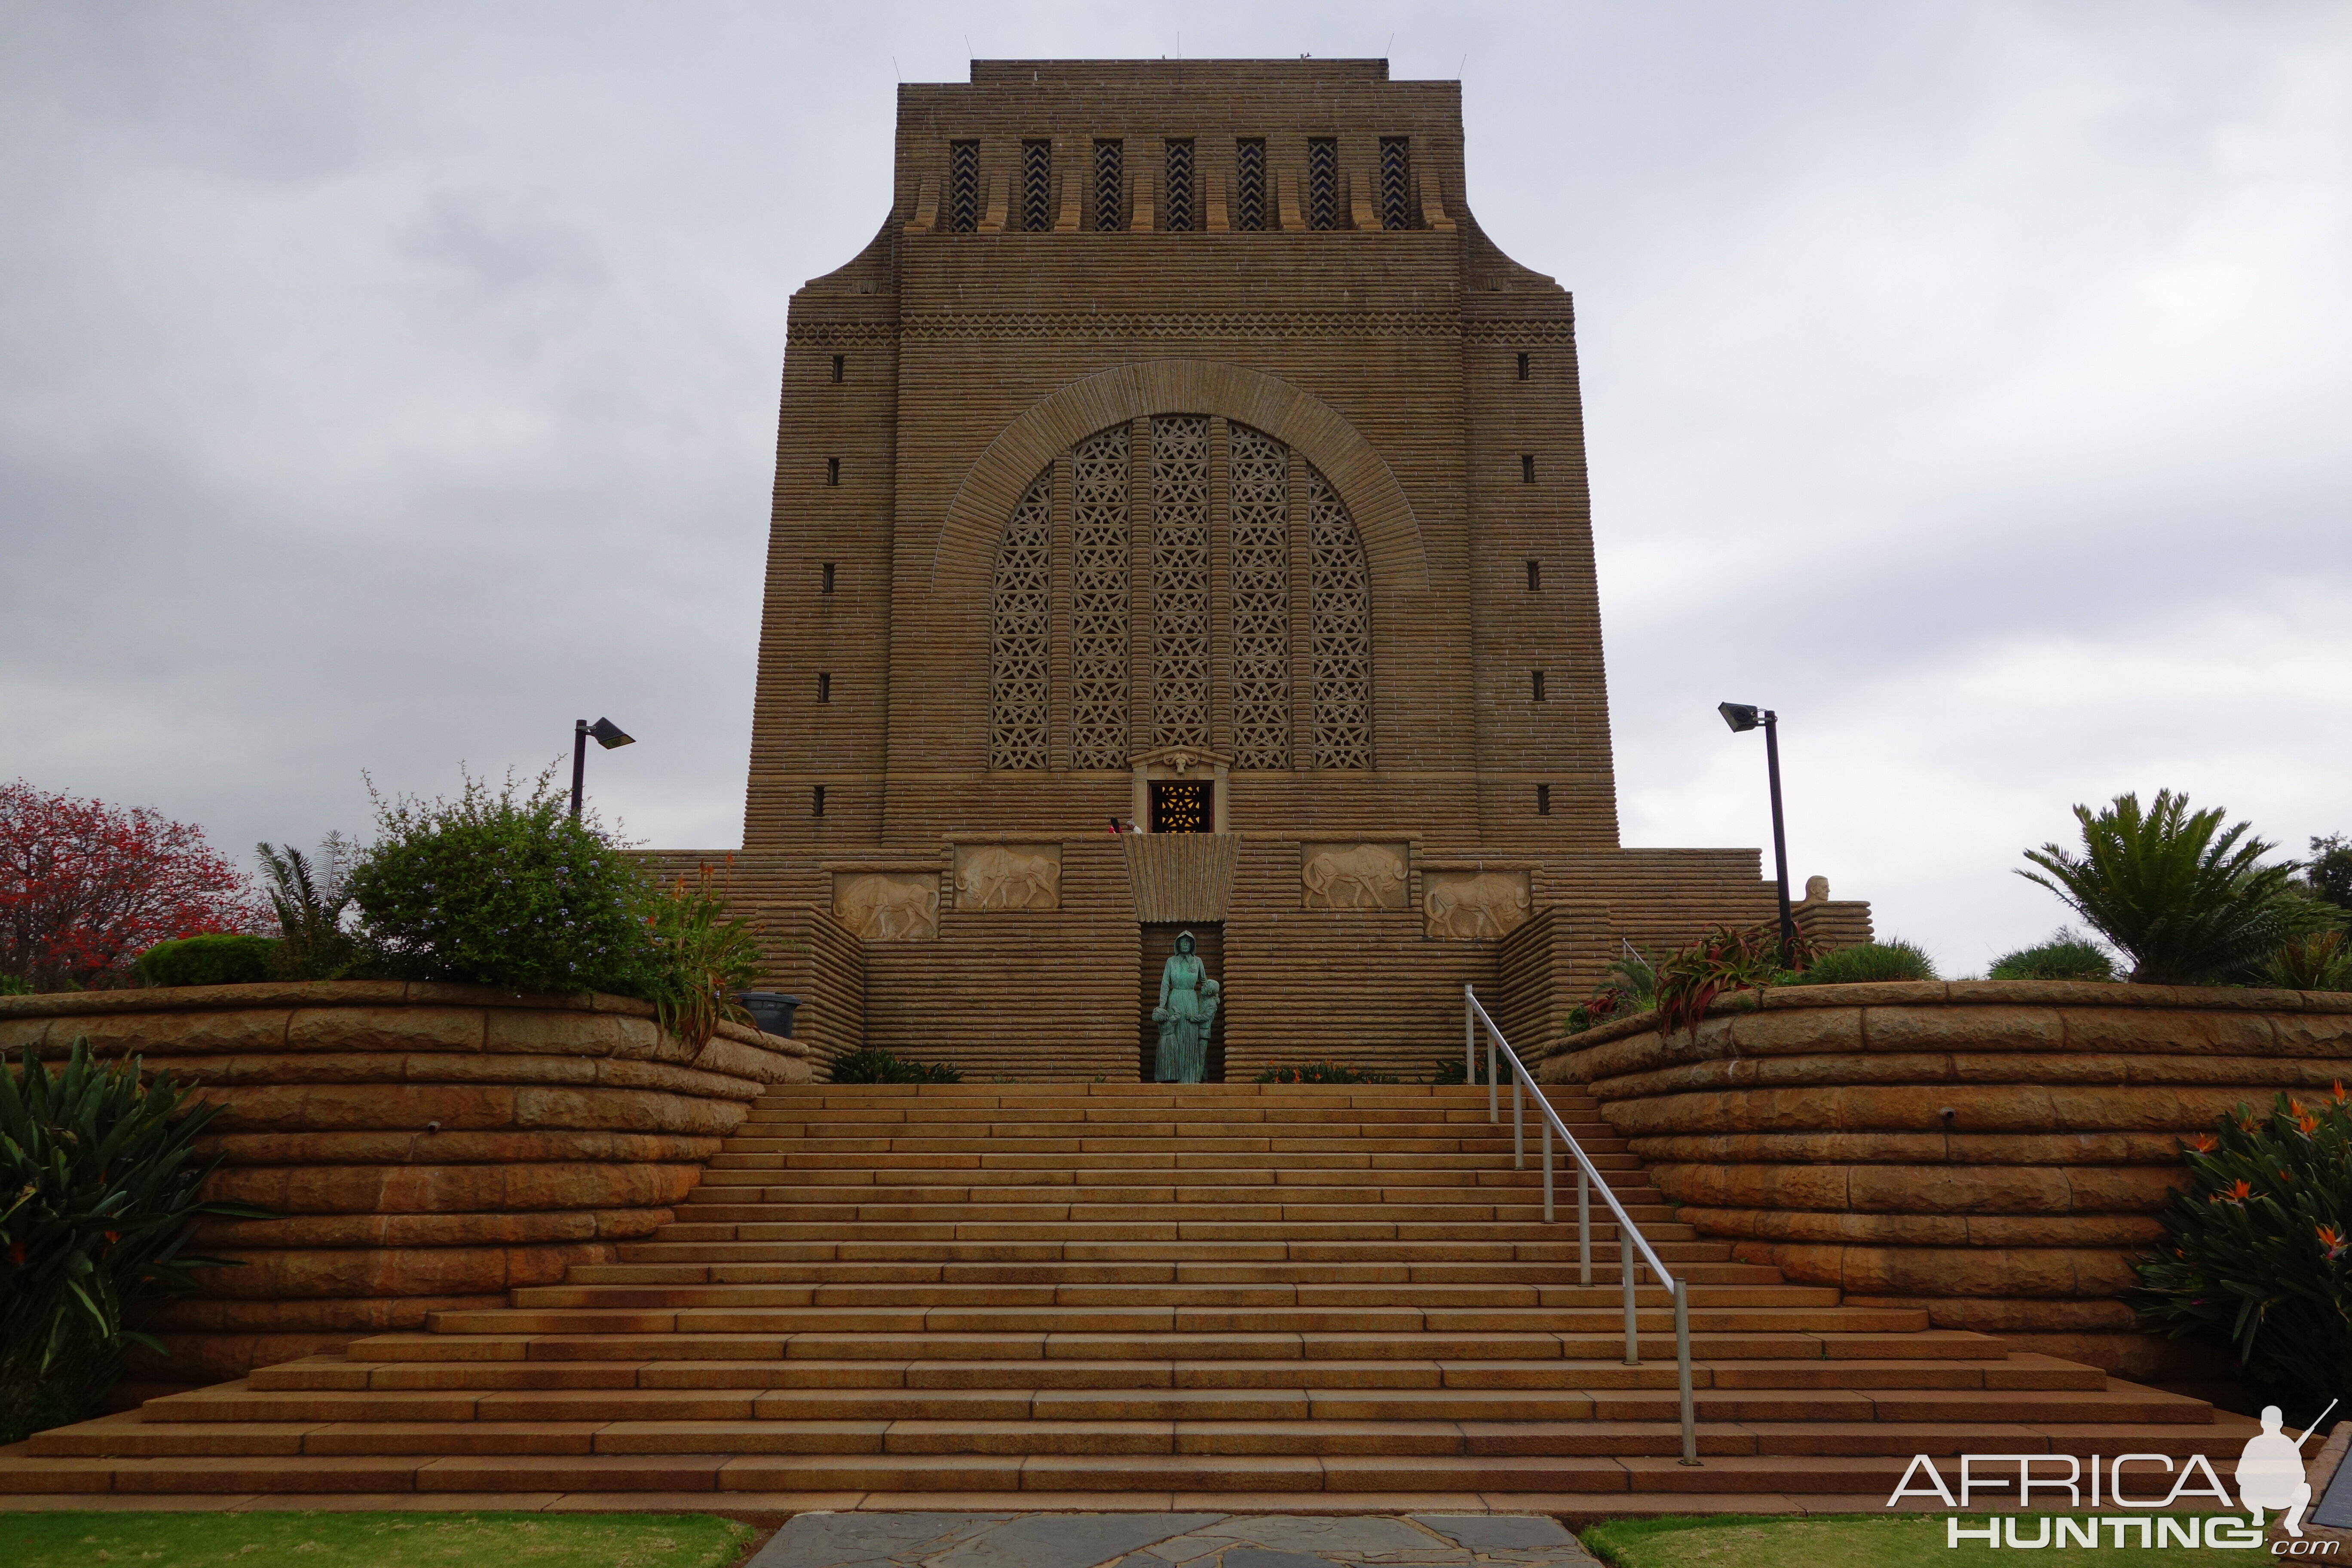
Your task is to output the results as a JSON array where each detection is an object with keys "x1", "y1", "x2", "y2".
[
  {"x1": 1300, "y1": 843, "x2": 1409, "y2": 911},
  {"x1": 953, "y1": 844, "x2": 1064, "y2": 911},
  {"x1": 1422, "y1": 870, "x2": 1531, "y2": 940},
  {"x1": 832, "y1": 873, "x2": 941, "y2": 941}
]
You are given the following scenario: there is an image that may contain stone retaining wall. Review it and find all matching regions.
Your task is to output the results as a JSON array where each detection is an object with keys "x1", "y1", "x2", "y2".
[
  {"x1": 1527, "y1": 980, "x2": 2352, "y2": 1385},
  {"x1": 0, "y1": 981, "x2": 817, "y2": 1384}
]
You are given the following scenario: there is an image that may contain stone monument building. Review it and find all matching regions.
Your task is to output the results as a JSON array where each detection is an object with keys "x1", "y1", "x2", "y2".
[{"x1": 661, "y1": 59, "x2": 1869, "y2": 1079}]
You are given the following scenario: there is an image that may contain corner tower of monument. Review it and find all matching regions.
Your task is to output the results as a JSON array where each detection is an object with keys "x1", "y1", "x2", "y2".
[{"x1": 681, "y1": 59, "x2": 1866, "y2": 1079}]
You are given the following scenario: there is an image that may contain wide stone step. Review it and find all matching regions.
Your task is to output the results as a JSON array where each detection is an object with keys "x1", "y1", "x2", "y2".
[
  {"x1": 559, "y1": 1259, "x2": 1782, "y2": 1287},
  {"x1": 636, "y1": 1222, "x2": 1695, "y2": 1245},
  {"x1": 504, "y1": 1283, "x2": 1835, "y2": 1311},
  {"x1": 610, "y1": 1239, "x2": 1739, "y2": 1266}
]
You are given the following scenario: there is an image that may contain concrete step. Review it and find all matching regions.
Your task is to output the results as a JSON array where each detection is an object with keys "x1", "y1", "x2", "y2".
[{"x1": 557, "y1": 1259, "x2": 1783, "y2": 1287}]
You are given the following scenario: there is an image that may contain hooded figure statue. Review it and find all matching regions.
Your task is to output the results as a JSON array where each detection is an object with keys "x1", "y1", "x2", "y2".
[{"x1": 1153, "y1": 930, "x2": 1221, "y2": 1083}]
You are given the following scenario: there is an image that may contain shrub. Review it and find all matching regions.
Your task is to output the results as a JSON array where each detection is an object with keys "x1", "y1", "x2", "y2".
[
  {"x1": 639, "y1": 864, "x2": 763, "y2": 1048},
  {"x1": 1254, "y1": 1062, "x2": 1396, "y2": 1084},
  {"x1": 134, "y1": 933, "x2": 280, "y2": 987},
  {"x1": 1431, "y1": 1057, "x2": 1496, "y2": 1085},
  {"x1": 1988, "y1": 928, "x2": 2117, "y2": 982},
  {"x1": 2131, "y1": 1087, "x2": 2352, "y2": 1426},
  {"x1": 1790, "y1": 939, "x2": 1938, "y2": 986},
  {"x1": 0, "y1": 975, "x2": 31, "y2": 996},
  {"x1": 0, "y1": 1041, "x2": 268, "y2": 1443},
  {"x1": 2264, "y1": 930, "x2": 2352, "y2": 992},
  {"x1": 1654, "y1": 922, "x2": 1819, "y2": 1037},
  {"x1": 2306, "y1": 833, "x2": 2352, "y2": 913},
  {"x1": 2019, "y1": 789, "x2": 2337, "y2": 985},
  {"x1": 1564, "y1": 947, "x2": 1660, "y2": 1035},
  {"x1": 828, "y1": 1047, "x2": 962, "y2": 1084},
  {"x1": 347, "y1": 768, "x2": 652, "y2": 994},
  {"x1": 257, "y1": 837, "x2": 367, "y2": 980}
]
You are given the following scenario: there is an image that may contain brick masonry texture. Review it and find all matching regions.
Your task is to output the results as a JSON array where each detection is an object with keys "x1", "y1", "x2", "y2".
[{"x1": 652, "y1": 60, "x2": 1862, "y2": 1078}]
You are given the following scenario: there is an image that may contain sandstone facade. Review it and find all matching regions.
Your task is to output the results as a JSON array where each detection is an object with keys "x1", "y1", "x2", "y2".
[{"x1": 648, "y1": 60, "x2": 1869, "y2": 1076}]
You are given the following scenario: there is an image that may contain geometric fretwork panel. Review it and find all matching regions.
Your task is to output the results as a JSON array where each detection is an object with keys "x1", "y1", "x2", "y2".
[
  {"x1": 988, "y1": 469, "x2": 1053, "y2": 770},
  {"x1": 1070, "y1": 425, "x2": 1132, "y2": 769},
  {"x1": 1307, "y1": 462, "x2": 1373, "y2": 769},
  {"x1": 1149, "y1": 415, "x2": 1211, "y2": 752},
  {"x1": 1227, "y1": 423, "x2": 1291, "y2": 768}
]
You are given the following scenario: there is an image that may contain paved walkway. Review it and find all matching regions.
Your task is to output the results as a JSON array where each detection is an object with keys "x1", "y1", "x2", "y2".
[{"x1": 747, "y1": 1512, "x2": 1600, "y2": 1568}]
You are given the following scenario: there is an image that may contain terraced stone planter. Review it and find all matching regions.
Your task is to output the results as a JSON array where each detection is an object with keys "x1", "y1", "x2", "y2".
[
  {"x1": 0, "y1": 981, "x2": 816, "y2": 1386},
  {"x1": 1526, "y1": 980, "x2": 2352, "y2": 1386}
]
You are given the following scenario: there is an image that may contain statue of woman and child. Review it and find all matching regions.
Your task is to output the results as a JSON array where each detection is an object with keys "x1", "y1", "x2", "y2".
[{"x1": 1152, "y1": 930, "x2": 1220, "y2": 1083}]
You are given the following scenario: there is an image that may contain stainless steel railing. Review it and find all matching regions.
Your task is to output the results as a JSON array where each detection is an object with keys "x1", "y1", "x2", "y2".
[{"x1": 1464, "y1": 984, "x2": 1700, "y2": 1466}]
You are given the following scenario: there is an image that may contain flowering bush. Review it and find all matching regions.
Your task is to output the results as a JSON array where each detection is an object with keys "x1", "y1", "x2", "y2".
[
  {"x1": 0, "y1": 781, "x2": 256, "y2": 990},
  {"x1": 639, "y1": 862, "x2": 763, "y2": 1048},
  {"x1": 347, "y1": 769, "x2": 652, "y2": 995},
  {"x1": 2132, "y1": 1087, "x2": 2352, "y2": 1424}
]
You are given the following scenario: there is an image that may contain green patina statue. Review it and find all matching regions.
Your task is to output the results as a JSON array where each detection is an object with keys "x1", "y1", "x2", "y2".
[{"x1": 1153, "y1": 930, "x2": 1221, "y2": 1083}]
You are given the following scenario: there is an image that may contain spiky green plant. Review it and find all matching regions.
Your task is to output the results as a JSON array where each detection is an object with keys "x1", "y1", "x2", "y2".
[
  {"x1": 257, "y1": 837, "x2": 366, "y2": 980},
  {"x1": 1988, "y1": 928, "x2": 2117, "y2": 982},
  {"x1": 0, "y1": 1040, "x2": 269, "y2": 1442},
  {"x1": 827, "y1": 1048, "x2": 961, "y2": 1084},
  {"x1": 2265, "y1": 930, "x2": 2352, "y2": 992},
  {"x1": 1254, "y1": 1062, "x2": 1397, "y2": 1084},
  {"x1": 1788, "y1": 939, "x2": 1938, "y2": 986},
  {"x1": 2131, "y1": 1087, "x2": 2352, "y2": 1426},
  {"x1": 1652, "y1": 922, "x2": 1820, "y2": 1037},
  {"x1": 638, "y1": 863, "x2": 762, "y2": 1049},
  {"x1": 2019, "y1": 790, "x2": 2337, "y2": 985}
]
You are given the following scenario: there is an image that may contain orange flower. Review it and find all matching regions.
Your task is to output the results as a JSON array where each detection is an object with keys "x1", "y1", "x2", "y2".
[
  {"x1": 2211, "y1": 1179, "x2": 2254, "y2": 1205},
  {"x1": 2320, "y1": 1225, "x2": 2345, "y2": 1249},
  {"x1": 2333, "y1": 1081, "x2": 2348, "y2": 1106},
  {"x1": 2188, "y1": 1134, "x2": 2219, "y2": 1155},
  {"x1": 2297, "y1": 1113, "x2": 2320, "y2": 1136}
]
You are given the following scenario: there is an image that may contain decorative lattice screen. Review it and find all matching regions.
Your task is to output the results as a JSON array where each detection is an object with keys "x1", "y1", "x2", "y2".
[
  {"x1": 1093, "y1": 140, "x2": 1123, "y2": 232},
  {"x1": 1379, "y1": 138, "x2": 1410, "y2": 231},
  {"x1": 1070, "y1": 426, "x2": 1132, "y2": 769},
  {"x1": 1307, "y1": 138, "x2": 1337, "y2": 231},
  {"x1": 1149, "y1": 416, "x2": 1211, "y2": 751},
  {"x1": 948, "y1": 141, "x2": 979, "y2": 234},
  {"x1": 988, "y1": 470, "x2": 1053, "y2": 770},
  {"x1": 1307, "y1": 464, "x2": 1373, "y2": 769},
  {"x1": 1227, "y1": 424, "x2": 1291, "y2": 768},
  {"x1": 1164, "y1": 141, "x2": 1193, "y2": 233},
  {"x1": 1235, "y1": 140, "x2": 1265, "y2": 232},
  {"x1": 1021, "y1": 140, "x2": 1052, "y2": 233}
]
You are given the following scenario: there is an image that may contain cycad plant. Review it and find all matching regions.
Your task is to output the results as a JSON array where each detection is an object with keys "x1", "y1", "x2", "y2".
[
  {"x1": 0, "y1": 1041, "x2": 268, "y2": 1442},
  {"x1": 257, "y1": 836, "x2": 365, "y2": 980},
  {"x1": 2018, "y1": 790, "x2": 2334, "y2": 985}
]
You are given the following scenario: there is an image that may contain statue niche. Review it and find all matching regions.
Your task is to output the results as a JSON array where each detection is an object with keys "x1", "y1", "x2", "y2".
[{"x1": 1153, "y1": 929, "x2": 1222, "y2": 1084}]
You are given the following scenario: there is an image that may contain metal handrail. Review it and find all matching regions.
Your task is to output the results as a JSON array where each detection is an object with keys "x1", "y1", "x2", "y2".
[{"x1": 1465, "y1": 984, "x2": 1700, "y2": 1466}]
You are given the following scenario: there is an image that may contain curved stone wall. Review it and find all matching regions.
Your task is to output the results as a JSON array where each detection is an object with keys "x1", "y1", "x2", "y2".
[
  {"x1": 1529, "y1": 980, "x2": 2352, "y2": 1383},
  {"x1": 0, "y1": 981, "x2": 816, "y2": 1384}
]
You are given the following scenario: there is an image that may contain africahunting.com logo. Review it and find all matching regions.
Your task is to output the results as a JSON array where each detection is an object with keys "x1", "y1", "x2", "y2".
[{"x1": 1888, "y1": 1402, "x2": 2335, "y2": 1552}]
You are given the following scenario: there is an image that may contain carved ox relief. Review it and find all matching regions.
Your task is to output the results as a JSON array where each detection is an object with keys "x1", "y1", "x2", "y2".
[
  {"x1": 1300, "y1": 843, "x2": 1409, "y2": 911},
  {"x1": 1422, "y1": 870, "x2": 1532, "y2": 940},
  {"x1": 954, "y1": 844, "x2": 1062, "y2": 911},
  {"x1": 832, "y1": 873, "x2": 940, "y2": 941}
]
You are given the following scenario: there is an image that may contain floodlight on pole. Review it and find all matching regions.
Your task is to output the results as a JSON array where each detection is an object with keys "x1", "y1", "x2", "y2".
[
  {"x1": 1718, "y1": 701, "x2": 1795, "y2": 965},
  {"x1": 570, "y1": 717, "x2": 636, "y2": 818}
]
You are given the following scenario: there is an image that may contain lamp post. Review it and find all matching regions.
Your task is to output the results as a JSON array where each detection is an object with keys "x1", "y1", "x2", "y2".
[
  {"x1": 1718, "y1": 702, "x2": 1795, "y2": 966},
  {"x1": 570, "y1": 717, "x2": 635, "y2": 818}
]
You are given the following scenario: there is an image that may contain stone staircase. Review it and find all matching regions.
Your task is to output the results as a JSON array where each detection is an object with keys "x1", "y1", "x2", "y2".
[{"x1": 0, "y1": 1083, "x2": 2256, "y2": 1513}]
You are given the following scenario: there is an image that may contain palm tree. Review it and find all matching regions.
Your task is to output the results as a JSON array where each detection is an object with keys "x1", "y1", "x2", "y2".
[{"x1": 2019, "y1": 790, "x2": 2333, "y2": 985}]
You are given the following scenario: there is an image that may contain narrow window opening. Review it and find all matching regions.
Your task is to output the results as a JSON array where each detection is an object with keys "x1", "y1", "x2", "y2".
[
  {"x1": 946, "y1": 140, "x2": 979, "y2": 234},
  {"x1": 817, "y1": 672, "x2": 832, "y2": 704},
  {"x1": 1378, "y1": 137, "x2": 1410, "y2": 230},
  {"x1": 1520, "y1": 454, "x2": 1536, "y2": 484},
  {"x1": 1235, "y1": 139, "x2": 1266, "y2": 232},
  {"x1": 1164, "y1": 140, "x2": 1193, "y2": 232},
  {"x1": 1525, "y1": 560, "x2": 1541, "y2": 592},
  {"x1": 826, "y1": 457, "x2": 841, "y2": 486},
  {"x1": 1516, "y1": 352, "x2": 1531, "y2": 380},
  {"x1": 821, "y1": 563, "x2": 836, "y2": 594},
  {"x1": 1536, "y1": 784, "x2": 1552, "y2": 816},
  {"x1": 1093, "y1": 139, "x2": 1123, "y2": 231},
  {"x1": 1531, "y1": 671, "x2": 1547, "y2": 703},
  {"x1": 810, "y1": 784, "x2": 826, "y2": 818},
  {"x1": 830, "y1": 354, "x2": 845, "y2": 383},
  {"x1": 1307, "y1": 138, "x2": 1337, "y2": 230},
  {"x1": 1021, "y1": 139, "x2": 1052, "y2": 232}
]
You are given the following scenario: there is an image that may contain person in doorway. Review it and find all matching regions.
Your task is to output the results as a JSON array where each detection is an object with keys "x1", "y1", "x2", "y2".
[{"x1": 1153, "y1": 930, "x2": 1221, "y2": 1083}]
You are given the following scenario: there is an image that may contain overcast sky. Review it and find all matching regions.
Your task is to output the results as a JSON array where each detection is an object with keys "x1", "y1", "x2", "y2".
[{"x1": 3, "y1": 1, "x2": 2346, "y2": 974}]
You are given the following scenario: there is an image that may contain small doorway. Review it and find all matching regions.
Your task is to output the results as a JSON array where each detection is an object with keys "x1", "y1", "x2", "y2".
[
  {"x1": 1149, "y1": 778, "x2": 1213, "y2": 833},
  {"x1": 1140, "y1": 922, "x2": 1224, "y2": 1082}
]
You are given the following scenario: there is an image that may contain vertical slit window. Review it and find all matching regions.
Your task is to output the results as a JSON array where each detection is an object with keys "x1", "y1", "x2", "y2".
[
  {"x1": 1517, "y1": 352, "x2": 1531, "y2": 380},
  {"x1": 1021, "y1": 139, "x2": 1052, "y2": 232},
  {"x1": 1537, "y1": 784, "x2": 1552, "y2": 815},
  {"x1": 1093, "y1": 139, "x2": 1123, "y2": 231},
  {"x1": 821, "y1": 563, "x2": 836, "y2": 594},
  {"x1": 1520, "y1": 454, "x2": 1535, "y2": 484},
  {"x1": 1235, "y1": 139, "x2": 1266, "y2": 231},
  {"x1": 1531, "y1": 671, "x2": 1547, "y2": 703},
  {"x1": 1307, "y1": 138, "x2": 1337, "y2": 230},
  {"x1": 811, "y1": 785, "x2": 826, "y2": 818},
  {"x1": 1526, "y1": 560, "x2": 1541, "y2": 592},
  {"x1": 947, "y1": 140, "x2": 979, "y2": 233},
  {"x1": 1164, "y1": 140, "x2": 1194, "y2": 232},
  {"x1": 830, "y1": 354, "x2": 845, "y2": 383},
  {"x1": 1378, "y1": 137, "x2": 1409, "y2": 229},
  {"x1": 817, "y1": 673, "x2": 831, "y2": 704},
  {"x1": 827, "y1": 457, "x2": 841, "y2": 486}
]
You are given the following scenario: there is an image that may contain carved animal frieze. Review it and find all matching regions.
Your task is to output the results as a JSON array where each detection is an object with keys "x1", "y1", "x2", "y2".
[
  {"x1": 954, "y1": 844, "x2": 1063, "y2": 911},
  {"x1": 1422, "y1": 869, "x2": 1532, "y2": 940},
  {"x1": 832, "y1": 872, "x2": 940, "y2": 941},
  {"x1": 1300, "y1": 842, "x2": 1409, "y2": 911}
]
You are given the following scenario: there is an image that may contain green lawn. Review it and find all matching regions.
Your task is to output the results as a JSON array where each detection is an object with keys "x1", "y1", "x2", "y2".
[
  {"x1": 1581, "y1": 1512, "x2": 2277, "y2": 1566},
  {"x1": 0, "y1": 1510, "x2": 753, "y2": 1568}
]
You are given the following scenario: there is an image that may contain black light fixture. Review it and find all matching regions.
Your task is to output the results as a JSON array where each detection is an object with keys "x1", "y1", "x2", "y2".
[
  {"x1": 570, "y1": 717, "x2": 635, "y2": 818},
  {"x1": 1718, "y1": 701, "x2": 1796, "y2": 965}
]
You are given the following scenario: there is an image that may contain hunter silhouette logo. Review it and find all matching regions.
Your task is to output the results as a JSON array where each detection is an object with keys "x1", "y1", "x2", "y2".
[{"x1": 2238, "y1": 1402, "x2": 2332, "y2": 1537}]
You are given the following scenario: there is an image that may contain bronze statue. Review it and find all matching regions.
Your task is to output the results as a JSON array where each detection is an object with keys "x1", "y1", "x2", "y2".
[{"x1": 1153, "y1": 930, "x2": 1221, "y2": 1083}]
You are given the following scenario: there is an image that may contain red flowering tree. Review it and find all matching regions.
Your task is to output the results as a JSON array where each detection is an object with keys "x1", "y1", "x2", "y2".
[{"x1": 0, "y1": 782, "x2": 256, "y2": 989}]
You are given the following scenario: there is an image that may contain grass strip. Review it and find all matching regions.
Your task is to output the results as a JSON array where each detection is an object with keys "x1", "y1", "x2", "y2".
[
  {"x1": 1581, "y1": 1511, "x2": 2272, "y2": 1566},
  {"x1": 0, "y1": 1509, "x2": 753, "y2": 1568}
]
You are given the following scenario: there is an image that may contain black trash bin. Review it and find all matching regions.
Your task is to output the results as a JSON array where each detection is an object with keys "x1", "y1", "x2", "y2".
[{"x1": 737, "y1": 992, "x2": 801, "y2": 1038}]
